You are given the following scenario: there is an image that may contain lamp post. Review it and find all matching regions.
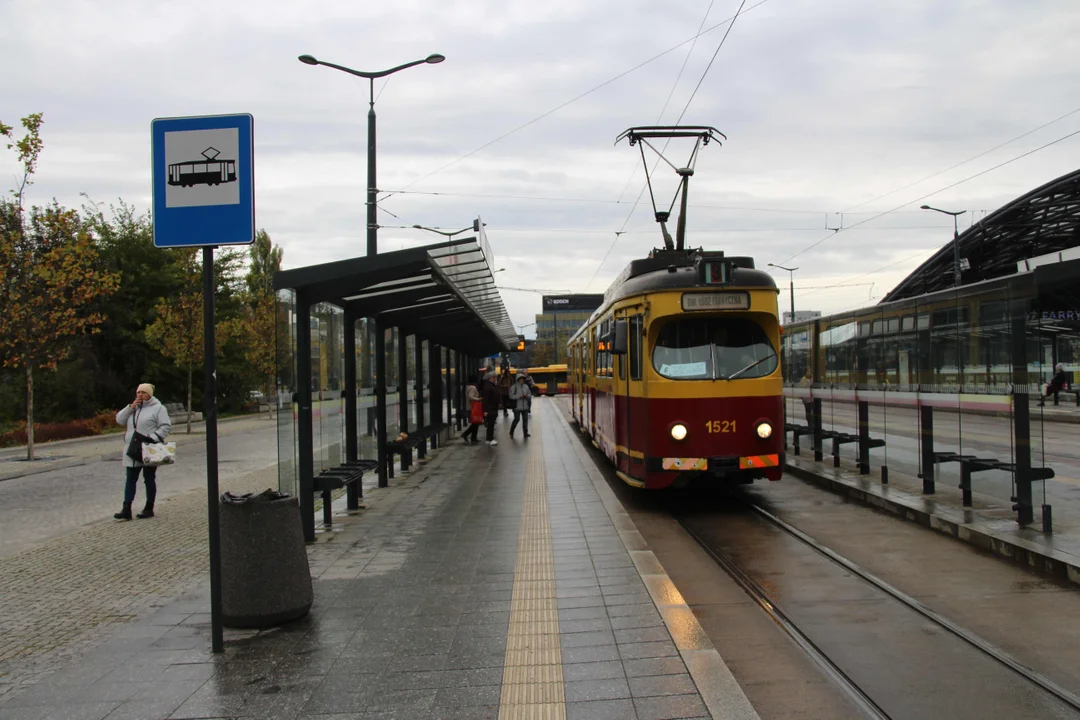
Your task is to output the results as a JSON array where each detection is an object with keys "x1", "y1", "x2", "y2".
[
  {"x1": 768, "y1": 263, "x2": 798, "y2": 324},
  {"x1": 920, "y1": 205, "x2": 966, "y2": 288},
  {"x1": 299, "y1": 52, "x2": 445, "y2": 257},
  {"x1": 412, "y1": 219, "x2": 482, "y2": 239}
]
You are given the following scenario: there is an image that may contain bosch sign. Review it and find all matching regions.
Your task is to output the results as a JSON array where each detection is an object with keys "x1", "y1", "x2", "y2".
[{"x1": 542, "y1": 294, "x2": 605, "y2": 312}]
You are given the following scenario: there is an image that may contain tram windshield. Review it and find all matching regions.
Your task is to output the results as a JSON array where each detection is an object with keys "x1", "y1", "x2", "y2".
[{"x1": 652, "y1": 317, "x2": 778, "y2": 380}]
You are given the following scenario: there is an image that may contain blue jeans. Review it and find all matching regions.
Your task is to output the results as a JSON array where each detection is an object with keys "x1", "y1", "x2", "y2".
[
  {"x1": 124, "y1": 466, "x2": 157, "y2": 506},
  {"x1": 510, "y1": 409, "x2": 530, "y2": 436}
]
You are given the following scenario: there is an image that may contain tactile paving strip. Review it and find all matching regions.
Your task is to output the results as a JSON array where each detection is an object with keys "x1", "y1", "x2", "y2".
[{"x1": 498, "y1": 421, "x2": 566, "y2": 720}]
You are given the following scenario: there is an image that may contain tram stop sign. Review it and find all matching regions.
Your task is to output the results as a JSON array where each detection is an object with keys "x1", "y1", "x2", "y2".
[{"x1": 151, "y1": 113, "x2": 255, "y2": 247}]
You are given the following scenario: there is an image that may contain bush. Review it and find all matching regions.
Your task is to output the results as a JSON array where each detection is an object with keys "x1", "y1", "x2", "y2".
[{"x1": 0, "y1": 410, "x2": 119, "y2": 447}]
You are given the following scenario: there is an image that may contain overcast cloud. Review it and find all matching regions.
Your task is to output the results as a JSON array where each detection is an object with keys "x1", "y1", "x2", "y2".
[{"x1": 3, "y1": 0, "x2": 1080, "y2": 334}]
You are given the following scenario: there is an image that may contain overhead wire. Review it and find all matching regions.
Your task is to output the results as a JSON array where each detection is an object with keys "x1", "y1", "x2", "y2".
[
  {"x1": 586, "y1": 0, "x2": 751, "y2": 291},
  {"x1": 378, "y1": 0, "x2": 773, "y2": 207},
  {"x1": 774, "y1": 126, "x2": 1080, "y2": 267},
  {"x1": 839, "y1": 104, "x2": 1080, "y2": 214}
]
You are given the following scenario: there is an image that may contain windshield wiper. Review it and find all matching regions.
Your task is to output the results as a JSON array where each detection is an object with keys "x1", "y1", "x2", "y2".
[{"x1": 724, "y1": 355, "x2": 773, "y2": 381}]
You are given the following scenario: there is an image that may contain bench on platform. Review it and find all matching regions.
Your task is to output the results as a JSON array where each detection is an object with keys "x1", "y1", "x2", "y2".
[
  {"x1": 386, "y1": 423, "x2": 450, "y2": 477},
  {"x1": 1041, "y1": 388, "x2": 1080, "y2": 406},
  {"x1": 313, "y1": 459, "x2": 379, "y2": 527},
  {"x1": 164, "y1": 402, "x2": 202, "y2": 424},
  {"x1": 786, "y1": 420, "x2": 886, "y2": 472},
  {"x1": 931, "y1": 452, "x2": 1055, "y2": 507}
]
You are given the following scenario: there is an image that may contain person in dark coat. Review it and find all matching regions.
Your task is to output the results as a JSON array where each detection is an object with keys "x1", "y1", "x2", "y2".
[
  {"x1": 498, "y1": 370, "x2": 513, "y2": 417},
  {"x1": 1040, "y1": 363, "x2": 1070, "y2": 406},
  {"x1": 481, "y1": 370, "x2": 501, "y2": 445}
]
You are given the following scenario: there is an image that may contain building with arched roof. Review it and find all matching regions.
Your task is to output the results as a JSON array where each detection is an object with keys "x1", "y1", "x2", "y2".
[{"x1": 884, "y1": 168, "x2": 1080, "y2": 302}]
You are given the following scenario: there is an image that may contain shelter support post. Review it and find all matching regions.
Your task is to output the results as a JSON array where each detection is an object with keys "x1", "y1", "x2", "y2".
[
  {"x1": 296, "y1": 294, "x2": 315, "y2": 542},
  {"x1": 415, "y1": 335, "x2": 426, "y2": 457},
  {"x1": 445, "y1": 347, "x2": 452, "y2": 427},
  {"x1": 344, "y1": 311, "x2": 360, "y2": 509},
  {"x1": 857, "y1": 400, "x2": 870, "y2": 475},
  {"x1": 428, "y1": 342, "x2": 441, "y2": 438},
  {"x1": 812, "y1": 398, "x2": 823, "y2": 462},
  {"x1": 398, "y1": 330, "x2": 408, "y2": 437},
  {"x1": 375, "y1": 321, "x2": 388, "y2": 488},
  {"x1": 920, "y1": 405, "x2": 935, "y2": 493},
  {"x1": 1012, "y1": 393, "x2": 1034, "y2": 525}
]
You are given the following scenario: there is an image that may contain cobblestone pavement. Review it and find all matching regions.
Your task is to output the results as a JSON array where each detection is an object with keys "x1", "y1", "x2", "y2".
[
  {"x1": 0, "y1": 418, "x2": 280, "y2": 558},
  {"x1": 0, "y1": 461, "x2": 280, "y2": 705}
]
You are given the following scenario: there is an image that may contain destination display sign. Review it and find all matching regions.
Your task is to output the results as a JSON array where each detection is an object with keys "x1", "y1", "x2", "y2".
[{"x1": 681, "y1": 292, "x2": 750, "y2": 311}]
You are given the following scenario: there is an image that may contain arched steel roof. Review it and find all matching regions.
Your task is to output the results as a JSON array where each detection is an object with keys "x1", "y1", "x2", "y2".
[{"x1": 882, "y1": 167, "x2": 1080, "y2": 302}]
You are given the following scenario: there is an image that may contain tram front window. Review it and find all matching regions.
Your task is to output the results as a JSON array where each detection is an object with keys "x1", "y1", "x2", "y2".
[{"x1": 652, "y1": 317, "x2": 778, "y2": 380}]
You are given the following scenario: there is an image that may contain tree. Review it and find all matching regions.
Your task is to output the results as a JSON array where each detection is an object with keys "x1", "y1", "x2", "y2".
[
  {"x1": 0, "y1": 114, "x2": 119, "y2": 460},
  {"x1": 145, "y1": 248, "x2": 245, "y2": 432},
  {"x1": 235, "y1": 231, "x2": 283, "y2": 414},
  {"x1": 246, "y1": 228, "x2": 282, "y2": 297}
]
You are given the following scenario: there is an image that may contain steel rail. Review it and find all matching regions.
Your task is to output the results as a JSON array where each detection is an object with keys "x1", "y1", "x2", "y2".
[
  {"x1": 682, "y1": 499, "x2": 1080, "y2": 715},
  {"x1": 676, "y1": 517, "x2": 891, "y2": 720}
]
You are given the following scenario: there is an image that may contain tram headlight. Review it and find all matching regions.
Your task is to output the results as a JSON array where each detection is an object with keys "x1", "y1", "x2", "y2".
[
  {"x1": 756, "y1": 422, "x2": 773, "y2": 439},
  {"x1": 670, "y1": 423, "x2": 688, "y2": 441}
]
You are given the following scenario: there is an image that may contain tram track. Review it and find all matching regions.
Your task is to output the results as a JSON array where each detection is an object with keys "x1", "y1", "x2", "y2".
[{"x1": 676, "y1": 501, "x2": 1080, "y2": 720}]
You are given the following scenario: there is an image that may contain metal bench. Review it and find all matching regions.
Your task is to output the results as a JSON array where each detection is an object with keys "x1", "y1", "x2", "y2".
[
  {"x1": 313, "y1": 459, "x2": 378, "y2": 527},
  {"x1": 385, "y1": 423, "x2": 449, "y2": 477}
]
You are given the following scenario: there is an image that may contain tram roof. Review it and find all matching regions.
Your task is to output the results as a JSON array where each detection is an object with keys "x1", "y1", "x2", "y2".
[
  {"x1": 884, "y1": 166, "x2": 1080, "y2": 302},
  {"x1": 273, "y1": 236, "x2": 517, "y2": 354}
]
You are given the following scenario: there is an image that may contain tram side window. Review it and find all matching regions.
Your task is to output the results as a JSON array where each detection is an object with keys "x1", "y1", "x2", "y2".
[{"x1": 629, "y1": 315, "x2": 643, "y2": 380}]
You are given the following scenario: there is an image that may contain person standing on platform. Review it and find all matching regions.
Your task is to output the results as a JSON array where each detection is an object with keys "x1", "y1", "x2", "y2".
[
  {"x1": 798, "y1": 368, "x2": 815, "y2": 426},
  {"x1": 481, "y1": 370, "x2": 501, "y2": 446},
  {"x1": 509, "y1": 373, "x2": 533, "y2": 439},
  {"x1": 114, "y1": 383, "x2": 172, "y2": 520},
  {"x1": 462, "y1": 374, "x2": 484, "y2": 444},
  {"x1": 498, "y1": 369, "x2": 513, "y2": 418}
]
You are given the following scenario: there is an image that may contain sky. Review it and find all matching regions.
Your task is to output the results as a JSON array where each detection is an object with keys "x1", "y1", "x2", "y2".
[{"x1": 3, "y1": 0, "x2": 1080, "y2": 338}]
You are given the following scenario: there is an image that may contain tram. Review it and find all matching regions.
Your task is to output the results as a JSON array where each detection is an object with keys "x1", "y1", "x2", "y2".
[
  {"x1": 525, "y1": 364, "x2": 568, "y2": 395},
  {"x1": 568, "y1": 250, "x2": 784, "y2": 488},
  {"x1": 568, "y1": 125, "x2": 783, "y2": 488}
]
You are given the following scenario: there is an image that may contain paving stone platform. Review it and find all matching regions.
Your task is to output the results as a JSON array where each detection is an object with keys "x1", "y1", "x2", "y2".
[{"x1": 0, "y1": 400, "x2": 756, "y2": 720}]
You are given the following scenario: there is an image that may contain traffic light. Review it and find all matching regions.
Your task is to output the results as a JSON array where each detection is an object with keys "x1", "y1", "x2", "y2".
[{"x1": 516, "y1": 341, "x2": 525, "y2": 351}]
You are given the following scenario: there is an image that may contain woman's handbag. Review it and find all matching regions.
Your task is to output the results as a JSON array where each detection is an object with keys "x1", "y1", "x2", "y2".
[
  {"x1": 469, "y1": 400, "x2": 484, "y2": 425},
  {"x1": 142, "y1": 441, "x2": 177, "y2": 467}
]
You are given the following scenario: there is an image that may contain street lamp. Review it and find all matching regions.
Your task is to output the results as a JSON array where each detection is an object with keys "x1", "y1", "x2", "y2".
[
  {"x1": 299, "y1": 52, "x2": 445, "y2": 256},
  {"x1": 768, "y1": 263, "x2": 798, "y2": 324},
  {"x1": 412, "y1": 219, "x2": 482, "y2": 239},
  {"x1": 920, "y1": 205, "x2": 966, "y2": 287}
]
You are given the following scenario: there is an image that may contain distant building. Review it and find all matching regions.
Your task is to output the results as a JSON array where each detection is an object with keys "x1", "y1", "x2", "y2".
[
  {"x1": 782, "y1": 310, "x2": 822, "y2": 325},
  {"x1": 535, "y1": 294, "x2": 605, "y2": 365}
]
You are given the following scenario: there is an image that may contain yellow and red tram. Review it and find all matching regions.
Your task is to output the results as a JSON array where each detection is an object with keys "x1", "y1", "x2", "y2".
[{"x1": 568, "y1": 249, "x2": 784, "y2": 489}]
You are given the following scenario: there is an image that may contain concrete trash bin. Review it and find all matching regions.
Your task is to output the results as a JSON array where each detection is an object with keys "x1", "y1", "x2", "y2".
[{"x1": 220, "y1": 490, "x2": 313, "y2": 628}]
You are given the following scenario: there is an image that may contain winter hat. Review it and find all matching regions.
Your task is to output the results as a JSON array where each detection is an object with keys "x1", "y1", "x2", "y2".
[{"x1": 137, "y1": 383, "x2": 155, "y2": 396}]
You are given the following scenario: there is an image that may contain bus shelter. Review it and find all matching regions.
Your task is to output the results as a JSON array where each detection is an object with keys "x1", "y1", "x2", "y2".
[{"x1": 273, "y1": 236, "x2": 516, "y2": 540}]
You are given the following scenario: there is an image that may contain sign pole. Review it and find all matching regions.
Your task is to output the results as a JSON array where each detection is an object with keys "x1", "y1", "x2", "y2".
[{"x1": 203, "y1": 246, "x2": 223, "y2": 653}]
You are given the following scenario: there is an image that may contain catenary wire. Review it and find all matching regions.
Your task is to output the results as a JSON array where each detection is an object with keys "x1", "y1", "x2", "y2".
[
  {"x1": 774, "y1": 126, "x2": 1080, "y2": 266},
  {"x1": 839, "y1": 105, "x2": 1080, "y2": 214},
  {"x1": 378, "y1": 0, "x2": 773, "y2": 206},
  {"x1": 586, "y1": 0, "x2": 752, "y2": 291}
]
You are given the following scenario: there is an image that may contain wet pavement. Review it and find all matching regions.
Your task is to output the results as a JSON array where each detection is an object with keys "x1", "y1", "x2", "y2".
[{"x1": 0, "y1": 400, "x2": 751, "y2": 719}]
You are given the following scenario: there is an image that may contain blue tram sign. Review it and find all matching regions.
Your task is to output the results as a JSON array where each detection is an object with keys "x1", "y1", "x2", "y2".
[{"x1": 151, "y1": 113, "x2": 254, "y2": 248}]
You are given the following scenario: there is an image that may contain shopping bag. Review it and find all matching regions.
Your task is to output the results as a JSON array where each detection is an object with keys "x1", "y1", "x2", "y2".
[
  {"x1": 469, "y1": 400, "x2": 484, "y2": 425},
  {"x1": 142, "y1": 441, "x2": 177, "y2": 467}
]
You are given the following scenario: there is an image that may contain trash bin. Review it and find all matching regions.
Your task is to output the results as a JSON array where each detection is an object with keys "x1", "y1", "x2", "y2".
[{"x1": 219, "y1": 489, "x2": 313, "y2": 629}]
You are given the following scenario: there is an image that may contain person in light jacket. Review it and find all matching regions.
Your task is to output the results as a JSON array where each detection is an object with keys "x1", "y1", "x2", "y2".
[
  {"x1": 114, "y1": 383, "x2": 172, "y2": 520},
  {"x1": 509, "y1": 373, "x2": 533, "y2": 439}
]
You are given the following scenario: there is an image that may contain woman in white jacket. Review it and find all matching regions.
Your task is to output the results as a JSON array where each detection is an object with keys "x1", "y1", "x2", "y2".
[{"x1": 114, "y1": 383, "x2": 172, "y2": 520}]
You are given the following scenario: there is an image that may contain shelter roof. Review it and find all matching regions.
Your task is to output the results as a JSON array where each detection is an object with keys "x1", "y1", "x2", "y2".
[
  {"x1": 273, "y1": 237, "x2": 516, "y2": 354},
  {"x1": 883, "y1": 167, "x2": 1080, "y2": 302}
]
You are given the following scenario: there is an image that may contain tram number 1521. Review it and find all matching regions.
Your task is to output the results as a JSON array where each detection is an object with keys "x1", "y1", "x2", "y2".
[{"x1": 706, "y1": 420, "x2": 736, "y2": 433}]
